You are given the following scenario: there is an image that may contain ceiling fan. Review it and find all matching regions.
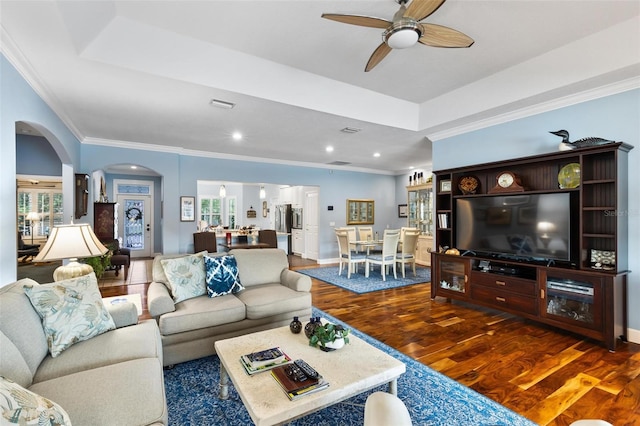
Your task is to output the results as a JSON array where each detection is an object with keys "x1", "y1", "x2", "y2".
[{"x1": 322, "y1": 0, "x2": 474, "y2": 72}]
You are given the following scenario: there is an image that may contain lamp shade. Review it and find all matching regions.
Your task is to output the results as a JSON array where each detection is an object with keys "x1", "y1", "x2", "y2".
[
  {"x1": 34, "y1": 223, "x2": 108, "y2": 263},
  {"x1": 219, "y1": 185, "x2": 226, "y2": 198},
  {"x1": 26, "y1": 212, "x2": 40, "y2": 221}
]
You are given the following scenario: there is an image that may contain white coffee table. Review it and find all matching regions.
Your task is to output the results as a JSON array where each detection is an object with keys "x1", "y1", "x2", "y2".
[{"x1": 214, "y1": 324, "x2": 405, "y2": 426}]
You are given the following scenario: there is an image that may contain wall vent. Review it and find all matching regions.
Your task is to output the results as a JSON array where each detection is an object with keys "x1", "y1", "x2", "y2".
[{"x1": 327, "y1": 161, "x2": 351, "y2": 166}]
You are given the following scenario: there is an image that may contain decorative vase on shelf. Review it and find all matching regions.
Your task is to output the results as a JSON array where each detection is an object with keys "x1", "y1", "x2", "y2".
[{"x1": 289, "y1": 316, "x2": 302, "y2": 334}]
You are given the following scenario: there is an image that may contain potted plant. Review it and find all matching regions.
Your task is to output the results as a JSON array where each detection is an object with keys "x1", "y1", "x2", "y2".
[
  {"x1": 309, "y1": 323, "x2": 350, "y2": 352},
  {"x1": 83, "y1": 242, "x2": 114, "y2": 279}
]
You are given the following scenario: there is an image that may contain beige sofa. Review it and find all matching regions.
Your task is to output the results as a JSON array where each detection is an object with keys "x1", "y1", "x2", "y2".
[
  {"x1": 0, "y1": 278, "x2": 167, "y2": 425},
  {"x1": 147, "y1": 248, "x2": 312, "y2": 366}
]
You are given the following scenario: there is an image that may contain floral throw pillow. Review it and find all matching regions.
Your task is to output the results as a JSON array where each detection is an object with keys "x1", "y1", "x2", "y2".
[
  {"x1": 0, "y1": 376, "x2": 72, "y2": 425},
  {"x1": 22, "y1": 272, "x2": 115, "y2": 358},
  {"x1": 160, "y1": 253, "x2": 207, "y2": 303},
  {"x1": 205, "y1": 255, "x2": 244, "y2": 298}
]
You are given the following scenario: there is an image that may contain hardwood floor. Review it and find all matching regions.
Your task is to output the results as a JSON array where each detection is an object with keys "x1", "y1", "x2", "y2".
[{"x1": 101, "y1": 257, "x2": 640, "y2": 425}]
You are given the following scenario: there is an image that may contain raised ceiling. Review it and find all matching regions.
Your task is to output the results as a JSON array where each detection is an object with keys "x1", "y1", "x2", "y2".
[{"x1": 2, "y1": 1, "x2": 639, "y2": 174}]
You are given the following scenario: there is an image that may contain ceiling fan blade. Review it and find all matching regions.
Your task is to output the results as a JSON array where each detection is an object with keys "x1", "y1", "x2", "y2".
[
  {"x1": 404, "y1": 0, "x2": 446, "y2": 22},
  {"x1": 321, "y1": 13, "x2": 391, "y2": 29},
  {"x1": 419, "y1": 23, "x2": 474, "y2": 48},
  {"x1": 365, "y1": 43, "x2": 392, "y2": 72}
]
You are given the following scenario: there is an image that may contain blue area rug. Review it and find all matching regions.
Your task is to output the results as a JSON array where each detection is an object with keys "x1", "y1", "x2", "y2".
[
  {"x1": 164, "y1": 308, "x2": 535, "y2": 426},
  {"x1": 298, "y1": 265, "x2": 431, "y2": 294}
]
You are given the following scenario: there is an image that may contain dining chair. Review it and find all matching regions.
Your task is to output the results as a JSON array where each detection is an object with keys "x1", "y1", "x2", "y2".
[
  {"x1": 336, "y1": 229, "x2": 366, "y2": 279},
  {"x1": 396, "y1": 229, "x2": 420, "y2": 278},
  {"x1": 357, "y1": 226, "x2": 373, "y2": 242},
  {"x1": 258, "y1": 229, "x2": 278, "y2": 248},
  {"x1": 365, "y1": 229, "x2": 400, "y2": 281},
  {"x1": 337, "y1": 226, "x2": 360, "y2": 252},
  {"x1": 399, "y1": 227, "x2": 419, "y2": 252}
]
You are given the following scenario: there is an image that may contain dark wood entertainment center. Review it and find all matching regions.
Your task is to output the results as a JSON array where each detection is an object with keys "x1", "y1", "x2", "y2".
[{"x1": 431, "y1": 142, "x2": 633, "y2": 350}]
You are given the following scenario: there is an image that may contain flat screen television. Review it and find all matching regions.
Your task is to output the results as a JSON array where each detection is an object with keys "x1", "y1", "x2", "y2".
[{"x1": 456, "y1": 193, "x2": 572, "y2": 262}]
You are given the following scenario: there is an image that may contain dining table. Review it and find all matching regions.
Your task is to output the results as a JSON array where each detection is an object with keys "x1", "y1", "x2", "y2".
[{"x1": 350, "y1": 240, "x2": 383, "y2": 255}]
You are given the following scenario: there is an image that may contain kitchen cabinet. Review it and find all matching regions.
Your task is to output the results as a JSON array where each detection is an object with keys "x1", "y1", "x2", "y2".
[{"x1": 292, "y1": 229, "x2": 304, "y2": 255}]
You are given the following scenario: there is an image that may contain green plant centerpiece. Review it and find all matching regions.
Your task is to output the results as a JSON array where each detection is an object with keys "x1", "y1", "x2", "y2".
[{"x1": 309, "y1": 322, "x2": 350, "y2": 352}]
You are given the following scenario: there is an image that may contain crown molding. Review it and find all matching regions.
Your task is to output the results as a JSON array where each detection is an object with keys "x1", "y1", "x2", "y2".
[
  {"x1": 81, "y1": 137, "x2": 397, "y2": 176},
  {"x1": 427, "y1": 76, "x2": 640, "y2": 142}
]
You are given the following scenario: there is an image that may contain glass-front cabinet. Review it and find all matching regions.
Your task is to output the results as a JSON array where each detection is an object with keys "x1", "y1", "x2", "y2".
[
  {"x1": 540, "y1": 269, "x2": 602, "y2": 331},
  {"x1": 407, "y1": 183, "x2": 433, "y2": 235},
  {"x1": 432, "y1": 254, "x2": 469, "y2": 298}
]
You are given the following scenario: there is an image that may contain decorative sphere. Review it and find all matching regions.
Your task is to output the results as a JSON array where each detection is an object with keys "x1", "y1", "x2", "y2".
[{"x1": 558, "y1": 163, "x2": 581, "y2": 189}]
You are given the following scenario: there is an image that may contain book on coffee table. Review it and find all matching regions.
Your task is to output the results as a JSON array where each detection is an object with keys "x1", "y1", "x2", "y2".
[
  {"x1": 270, "y1": 364, "x2": 329, "y2": 401},
  {"x1": 240, "y1": 347, "x2": 292, "y2": 375}
]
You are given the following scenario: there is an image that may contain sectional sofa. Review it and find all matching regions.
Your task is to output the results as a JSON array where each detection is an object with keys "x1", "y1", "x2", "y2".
[{"x1": 0, "y1": 276, "x2": 167, "y2": 425}]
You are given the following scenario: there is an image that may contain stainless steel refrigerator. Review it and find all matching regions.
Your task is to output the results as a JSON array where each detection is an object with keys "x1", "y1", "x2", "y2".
[
  {"x1": 275, "y1": 204, "x2": 292, "y2": 234},
  {"x1": 274, "y1": 204, "x2": 292, "y2": 254}
]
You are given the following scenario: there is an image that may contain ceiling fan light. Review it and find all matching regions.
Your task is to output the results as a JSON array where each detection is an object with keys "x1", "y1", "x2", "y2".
[
  {"x1": 383, "y1": 20, "x2": 421, "y2": 49},
  {"x1": 386, "y1": 28, "x2": 419, "y2": 49}
]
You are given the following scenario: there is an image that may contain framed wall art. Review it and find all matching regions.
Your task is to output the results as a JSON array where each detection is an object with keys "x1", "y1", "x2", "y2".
[
  {"x1": 180, "y1": 196, "x2": 195, "y2": 222},
  {"x1": 398, "y1": 204, "x2": 408, "y2": 218}
]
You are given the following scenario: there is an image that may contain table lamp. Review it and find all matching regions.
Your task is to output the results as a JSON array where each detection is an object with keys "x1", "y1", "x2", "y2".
[
  {"x1": 33, "y1": 223, "x2": 108, "y2": 281},
  {"x1": 26, "y1": 211, "x2": 40, "y2": 244}
]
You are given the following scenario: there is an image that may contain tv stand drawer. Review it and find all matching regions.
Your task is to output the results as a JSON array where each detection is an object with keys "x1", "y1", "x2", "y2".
[
  {"x1": 470, "y1": 271, "x2": 536, "y2": 296},
  {"x1": 470, "y1": 285, "x2": 538, "y2": 315}
]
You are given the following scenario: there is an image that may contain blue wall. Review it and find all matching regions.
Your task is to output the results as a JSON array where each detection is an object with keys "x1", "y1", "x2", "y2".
[
  {"x1": 1, "y1": 54, "x2": 82, "y2": 284},
  {"x1": 80, "y1": 145, "x2": 406, "y2": 258},
  {"x1": 16, "y1": 134, "x2": 62, "y2": 176},
  {"x1": 433, "y1": 89, "x2": 640, "y2": 334}
]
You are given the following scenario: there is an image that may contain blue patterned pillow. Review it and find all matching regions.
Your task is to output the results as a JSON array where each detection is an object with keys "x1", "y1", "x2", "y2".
[
  {"x1": 205, "y1": 255, "x2": 244, "y2": 297},
  {"x1": 160, "y1": 253, "x2": 207, "y2": 303},
  {"x1": 23, "y1": 273, "x2": 116, "y2": 358}
]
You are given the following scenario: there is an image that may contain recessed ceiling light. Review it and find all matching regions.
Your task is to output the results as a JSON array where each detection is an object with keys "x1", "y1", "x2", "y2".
[
  {"x1": 131, "y1": 165, "x2": 138, "y2": 169},
  {"x1": 409, "y1": 166, "x2": 414, "y2": 169},
  {"x1": 232, "y1": 132, "x2": 242, "y2": 141},
  {"x1": 373, "y1": 152, "x2": 381, "y2": 158},
  {"x1": 326, "y1": 146, "x2": 334, "y2": 153},
  {"x1": 210, "y1": 99, "x2": 235, "y2": 109}
]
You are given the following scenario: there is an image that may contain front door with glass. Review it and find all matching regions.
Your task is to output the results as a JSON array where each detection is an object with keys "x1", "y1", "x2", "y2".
[{"x1": 117, "y1": 195, "x2": 152, "y2": 258}]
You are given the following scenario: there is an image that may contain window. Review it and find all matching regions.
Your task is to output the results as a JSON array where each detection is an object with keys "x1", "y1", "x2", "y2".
[
  {"x1": 18, "y1": 187, "x2": 63, "y2": 238},
  {"x1": 199, "y1": 196, "x2": 237, "y2": 228},
  {"x1": 227, "y1": 197, "x2": 237, "y2": 229}
]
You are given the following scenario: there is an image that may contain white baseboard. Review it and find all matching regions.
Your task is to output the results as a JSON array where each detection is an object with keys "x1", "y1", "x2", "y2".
[
  {"x1": 627, "y1": 327, "x2": 640, "y2": 345},
  {"x1": 317, "y1": 257, "x2": 339, "y2": 265}
]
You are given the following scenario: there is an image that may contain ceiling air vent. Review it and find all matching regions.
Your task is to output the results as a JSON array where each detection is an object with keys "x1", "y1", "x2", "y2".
[
  {"x1": 340, "y1": 127, "x2": 361, "y2": 134},
  {"x1": 327, "y1": 161, "x2": 351, "y2": 166}
]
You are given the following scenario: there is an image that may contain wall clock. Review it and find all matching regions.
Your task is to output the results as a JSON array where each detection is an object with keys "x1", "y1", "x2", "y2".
[{"x1": 488, "y1": 171, "x2": 525, "y2": 193}]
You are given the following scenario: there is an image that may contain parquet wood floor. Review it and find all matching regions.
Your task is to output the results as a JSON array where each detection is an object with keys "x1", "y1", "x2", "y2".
[{"x1": 101, "y1": 257, "x2": 640, "y2": 425}]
